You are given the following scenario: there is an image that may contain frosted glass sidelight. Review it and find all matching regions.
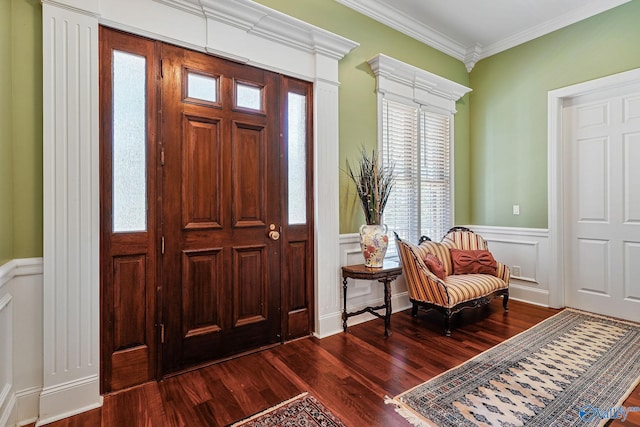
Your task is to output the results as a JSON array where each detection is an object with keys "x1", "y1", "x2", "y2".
[
  {"x1": 112, "y1": 50, "x2": 147, "y2": 232},
  {"x1": 236, "y1": 83, "x2": 262, "y2": 110},
  {"x1": 287, "y1": 93, "x2": 307, "y2": 224},
  {"x1": 187, "y1": 72, "x2": 217, "y2": 103}
]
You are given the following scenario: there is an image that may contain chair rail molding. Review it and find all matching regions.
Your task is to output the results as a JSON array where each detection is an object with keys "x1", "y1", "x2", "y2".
[{"x1": 42, "y1": 0, "x2": 356, "y2": 422}]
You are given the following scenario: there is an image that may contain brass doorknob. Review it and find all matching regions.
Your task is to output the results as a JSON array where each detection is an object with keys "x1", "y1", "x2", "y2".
[{"x1": 269, "y1": 230, "x2": 280, "y2": 241}]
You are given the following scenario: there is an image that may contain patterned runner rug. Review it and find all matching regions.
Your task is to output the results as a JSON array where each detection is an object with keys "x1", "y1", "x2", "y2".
[
  {"x1": 386, "y1": 309, "x2": 640, "y2": 426},
  {"x1": 228, "y1": 392, "x2": 346, "y2": 427}
]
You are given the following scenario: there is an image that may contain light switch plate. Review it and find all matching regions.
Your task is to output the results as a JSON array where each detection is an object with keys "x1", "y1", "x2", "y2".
[{"x1": 512, "y1": 204, "x2": 520, "y2": 215}]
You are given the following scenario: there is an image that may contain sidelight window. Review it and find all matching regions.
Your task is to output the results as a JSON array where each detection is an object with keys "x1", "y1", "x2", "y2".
[
  {"x1": 112, "y1": 50, "x2": 147, "y2": 232},
  {"x1": 287, "y1": 92, "x2": 307, "y2": 225}
]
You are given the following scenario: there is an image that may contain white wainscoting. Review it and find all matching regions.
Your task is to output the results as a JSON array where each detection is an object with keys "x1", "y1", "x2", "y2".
[
  {"x1": 316, "y1": 234, "x2": 411, "y2": 338},
  {"x1": 467, "y1": 226, "x2": 551, "y2": 307},
  {"x1": 316, "y1": 226, "x2": 552, "y2": 339},
  {"x1": 0, "y1": 258, "x2": 43, "y2": 427}
]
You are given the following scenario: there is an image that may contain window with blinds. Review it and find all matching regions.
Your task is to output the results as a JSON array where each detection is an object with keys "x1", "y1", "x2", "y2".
[{"x1": 382, "y1": 99, "x2": 452, "y2": 257}]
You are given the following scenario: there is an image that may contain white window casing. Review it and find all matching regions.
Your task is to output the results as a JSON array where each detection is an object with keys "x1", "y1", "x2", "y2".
[{"x1": 368, "y1": 54, "x2": 470, "y2": 251}]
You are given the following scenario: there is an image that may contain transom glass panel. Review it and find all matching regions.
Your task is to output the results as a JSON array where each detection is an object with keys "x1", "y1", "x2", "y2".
[
  {"x1": 187, "y1": 72, "x2": 217, "y2": 103},
  {"x1": 236, "y1": 83, "x2": 262, "y2": 110}
]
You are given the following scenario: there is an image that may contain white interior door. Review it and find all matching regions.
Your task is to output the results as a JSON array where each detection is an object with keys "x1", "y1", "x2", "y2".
[{"x1": 563, "y1": 83, "x2": 640, "y2": 322}]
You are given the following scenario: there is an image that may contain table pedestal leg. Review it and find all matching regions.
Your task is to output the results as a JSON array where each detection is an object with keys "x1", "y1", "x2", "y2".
[
  {"x1": 383, "y1": 279, "x2": 392, "y2": 337},
  {"x1": 342, "y1": 277, "x2": 348, "y2": 332}
]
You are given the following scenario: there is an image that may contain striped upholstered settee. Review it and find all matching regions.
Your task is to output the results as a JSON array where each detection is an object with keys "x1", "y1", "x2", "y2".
[{"x1": 395, "y1": 227, "x2": 509, "y2": 336}]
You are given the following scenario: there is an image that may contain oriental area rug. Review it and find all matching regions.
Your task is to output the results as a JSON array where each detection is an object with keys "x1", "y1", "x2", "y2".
[
  {"x1": 229, "y1": 392, "x2": 347, "y2": 427},
  {"x1": 386, "y1": 309, "x2": 640, "y2": 427}
]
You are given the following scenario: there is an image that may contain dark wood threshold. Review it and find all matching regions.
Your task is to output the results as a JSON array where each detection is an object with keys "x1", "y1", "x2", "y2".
[{"x1": 36, "y1": 300, "x2": 640, "y2": 426}]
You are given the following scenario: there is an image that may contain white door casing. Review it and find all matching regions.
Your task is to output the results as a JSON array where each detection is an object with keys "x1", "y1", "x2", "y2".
[
  {"x1": 562, "y1": 84, "x2": 640, "y2": 321},
  {"x1": 42, "y1": 0, "x2": 357, "y2": 424}
]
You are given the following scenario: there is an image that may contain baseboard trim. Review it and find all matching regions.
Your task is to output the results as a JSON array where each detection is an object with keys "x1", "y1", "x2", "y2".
[
  {"x1": 315, "y1": 291, "x2": 411, "y2": 338},
  {"x1": 15, "y1": 386, "x2": 41, "y2": 426},
  {"x1": 36, "y1": 375, "x2": 102, "y2": 427},
  {"x1": 509, "y1": 283, "x2": 550, "y2": 307}
]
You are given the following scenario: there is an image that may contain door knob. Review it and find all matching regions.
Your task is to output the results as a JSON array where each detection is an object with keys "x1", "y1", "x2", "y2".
[{"x1": 268, "y1": 224, "x2": 280, "y2": 240}]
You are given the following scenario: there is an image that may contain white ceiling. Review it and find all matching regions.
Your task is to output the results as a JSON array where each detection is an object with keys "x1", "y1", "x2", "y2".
[{"x1": 336, "y1": 0, "x2": 631, "y2": 71}]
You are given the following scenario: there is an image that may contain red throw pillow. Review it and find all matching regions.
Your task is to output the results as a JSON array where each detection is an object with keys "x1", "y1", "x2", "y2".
[
  {"x1": 424, "y1": 253, "x2": 446, "y2": 280},
  {"x1": 450, "y1": 249, "x2": 497, "y2": 275}
]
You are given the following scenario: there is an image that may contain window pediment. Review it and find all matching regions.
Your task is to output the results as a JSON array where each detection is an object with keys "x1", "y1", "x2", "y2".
[{"x1": 368, "y1": 54, "x2": 471, "y2": 114}]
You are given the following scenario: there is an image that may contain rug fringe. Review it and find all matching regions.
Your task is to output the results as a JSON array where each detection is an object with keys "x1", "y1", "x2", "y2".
[
  {"x1": 384, "y1": 396, "x2": 433, "y2": 427},
  {"x1": 229, "y1": 392, "x2": 309, "y2": 426}
]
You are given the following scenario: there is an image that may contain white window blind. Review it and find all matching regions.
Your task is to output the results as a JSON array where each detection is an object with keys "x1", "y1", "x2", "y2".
[
  {"x1": 382, "y1": 99, "x2": 418, "y2": 255},
  {"x1": 382, "y1": 99, "x2": 452, "y2": 256},
  {"x1": 420, "y1": 110, "x2": 451, "y2": 241}
]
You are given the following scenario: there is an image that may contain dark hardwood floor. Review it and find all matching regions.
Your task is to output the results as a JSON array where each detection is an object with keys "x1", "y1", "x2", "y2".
[{"x1": 38, "y1": 300, "x2": 640, "y2": 426}]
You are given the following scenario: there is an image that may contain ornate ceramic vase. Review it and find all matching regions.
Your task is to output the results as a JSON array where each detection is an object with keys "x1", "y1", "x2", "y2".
[{"x1": 359, "y1": 224, "x2": 389, "y2": 268}]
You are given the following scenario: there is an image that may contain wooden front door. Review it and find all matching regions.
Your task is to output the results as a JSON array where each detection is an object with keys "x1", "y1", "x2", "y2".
[
  {"x1": 101, "y1": 28, "x2": 314, "y2": 390},
  {"x1": 160, "y1": 45, "x2": 282, "y2": 373}
]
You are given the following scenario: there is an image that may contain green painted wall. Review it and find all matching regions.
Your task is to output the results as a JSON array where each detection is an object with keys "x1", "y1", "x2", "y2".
[
  {"x1": 0, "y1": 0, "x2": 14, "y2": 265},
  {"x1": 5, "y1": 0, "x2": 636, "y2": 259},
  {"x1": 469, "y1": 1, "x2": 640, "y2": 228},
  {"x1": 11, "y1": 0, "x2": 42, "y2": 258},
  {"x1": 255, "y1": 0, "x2": 471, "y2": 233},
  {"x1": 0, "y1": 0, "x2": 42, "y2": 265}
]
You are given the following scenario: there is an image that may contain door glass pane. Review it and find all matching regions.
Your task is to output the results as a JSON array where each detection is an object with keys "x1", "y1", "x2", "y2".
[
  {"x1": 112, "y1": 50, "x2": 147, "y2": 232},
  {"x1": 236, "y1": 83, "x2": 262, "y2": 110},
  {"x1": 187, "y1": 72, "x2": 217, "y2": 103},
  {"x1": 287, "y1": 92, "x2": 307, "y2": 224}
]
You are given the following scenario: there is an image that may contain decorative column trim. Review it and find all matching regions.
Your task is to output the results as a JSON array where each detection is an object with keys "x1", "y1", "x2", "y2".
[{"x1": 41, "y1": 3, "x2": 101, "y2": 423}]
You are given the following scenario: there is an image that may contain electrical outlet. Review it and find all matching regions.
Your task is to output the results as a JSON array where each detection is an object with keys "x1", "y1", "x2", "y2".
[
  {"x1": 512, "y1": 265, "x2": 521, "y2": 277},
  {"x1": 513, "y1": 204, "x2": 520, "y2": 215}
]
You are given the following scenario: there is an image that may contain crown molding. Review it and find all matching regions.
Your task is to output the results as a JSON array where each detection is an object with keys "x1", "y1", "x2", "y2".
[
  {"x1": 156, "y1": 0, "x2": 359, "y2": 60},
  {"x1": 480, "y1": 0, "x2": 631, "y2": 59},
  {"x1": 337, "y1": 0, "x2": 630, "y2": 72},
  {"x1": 336, "y1": 0, "x2": 466, "y2": 61}
]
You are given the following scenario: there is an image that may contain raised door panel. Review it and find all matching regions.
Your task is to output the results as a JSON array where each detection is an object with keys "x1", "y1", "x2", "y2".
[
  {"x1": 233, "y1": 246, "x2": 268, "y2": 327},
  {"x1": 286, "y1": 240, "x2": 311, "y2": 338},
  {"x1": 577, "y1": 137, "x2": 609, "y2": 222},
  {"x1": 113, "y1": 255, "x2": 147, "y2": 349},
  {"x1": 182, "y1": 248, "x2": 224, "y2": 338},
  {"x1": 232, "y1": 122, "x2": 266, "y2": 228},
  {"x1": 624, "y1": 133, "x2": 640, "y2": 223},
  {"x1": 623, "y1": 242, "x2": 640, "y2": 301},
  {"x1": 182, "y1": 117, "x2": 223, "y2": 230},
  {"x1": 576, "y1": 239, "x2": 610, "y2": 296}
]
